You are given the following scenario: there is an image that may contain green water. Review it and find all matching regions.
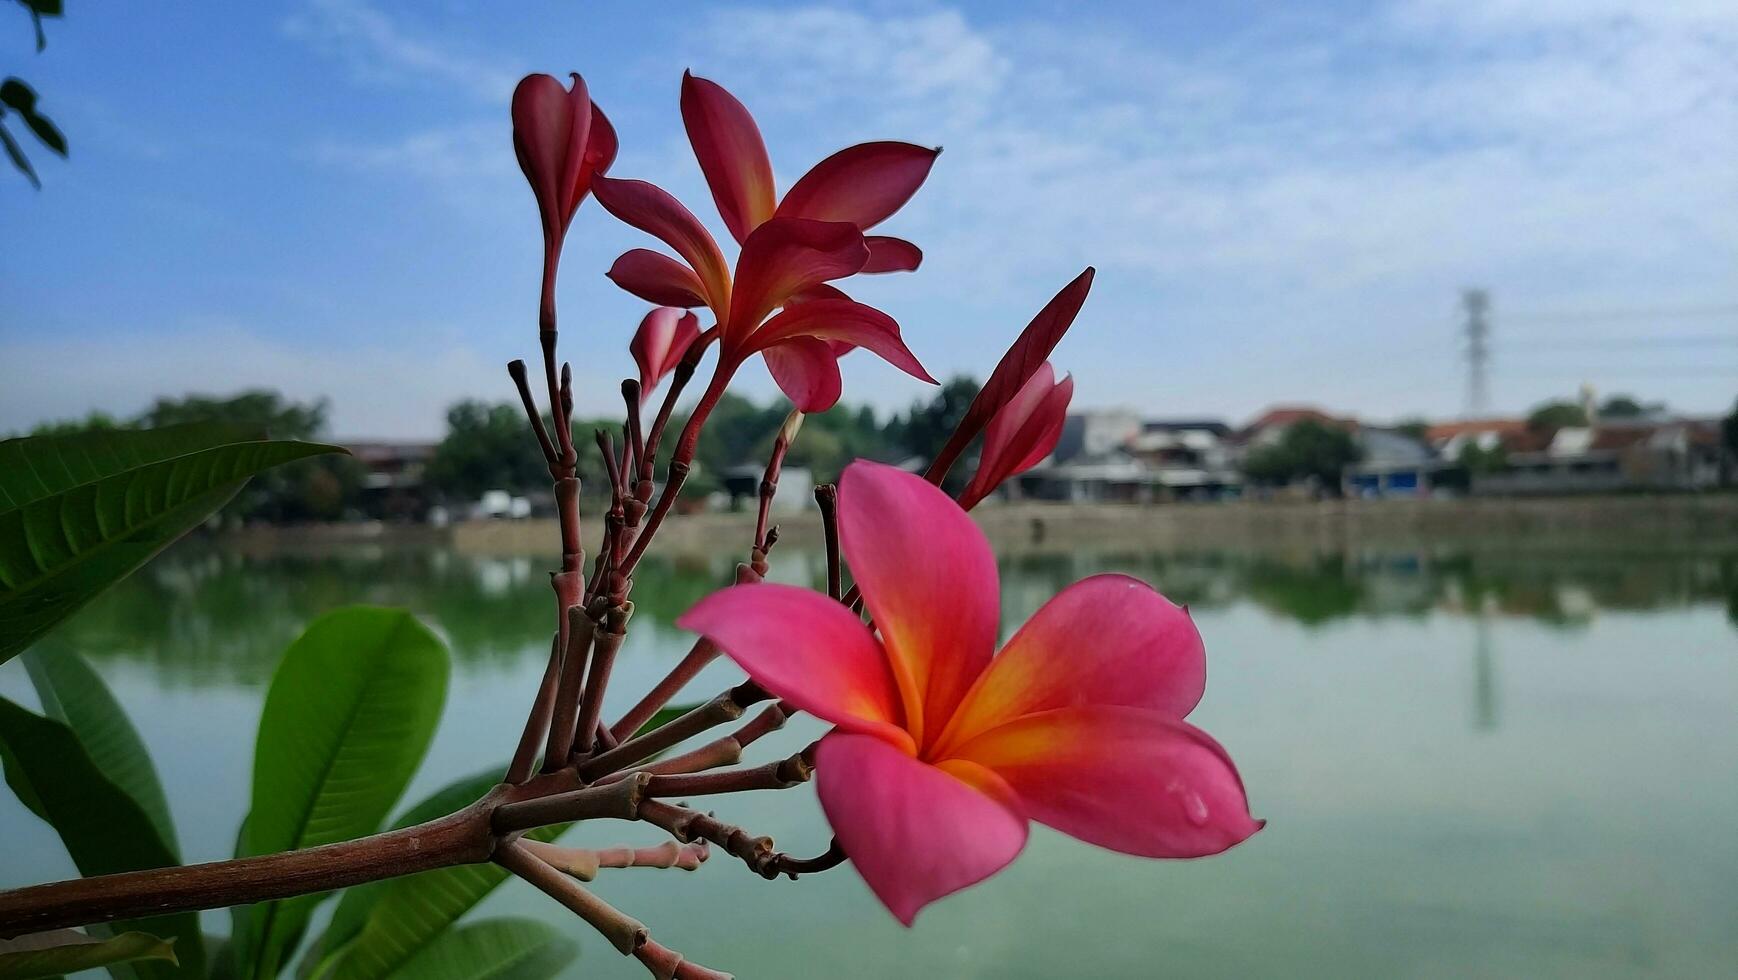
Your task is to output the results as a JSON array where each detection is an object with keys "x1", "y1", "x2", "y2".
[{"x1": 3, "y1": 539, "x2": 1735, "y2": 978}]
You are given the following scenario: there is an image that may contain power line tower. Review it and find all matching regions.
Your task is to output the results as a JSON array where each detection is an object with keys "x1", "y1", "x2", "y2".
[{"x1": 1461, "y1": 288, "x2": 1491, "y2": 417}]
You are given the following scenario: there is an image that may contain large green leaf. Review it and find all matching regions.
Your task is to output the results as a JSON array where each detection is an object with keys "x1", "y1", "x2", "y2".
[
  {"x1": 0, "y1": 930, "x2": 177, "y2": 980},
  {"x1": 0, "y1": 423, "x2": 345, "y2": 664},
  {"x1": 236, "y1": 608, "x2": 449, "y2": 980},
  {"x1": 381, "y1": 919, "x2": 573, "y2": 980},
  {"x1": 0, "y1": 699, "x2": 205, "y2": 979},
  {"x1": 305, "y1": 767, "x2": 569, "y2": 980},
  {"x1": 22, "y1": 647, "x2": 177, "y2": 854}
]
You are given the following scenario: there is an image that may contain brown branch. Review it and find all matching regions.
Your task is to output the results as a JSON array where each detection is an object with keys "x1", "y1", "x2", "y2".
[
  {"x1": 496, "y1": 841, "x2": 646, "y2": 955},
  {"x1": 772, "y1": 838, "x2": 847, "y2": 878},
  {"x1": 492, "y1": 773, "x2": 649, "y2": 834},
  {"x1": 610, "y1": 563, "x2": 760, "y2": 741},
  {"x1": 635, "y1": 939, "x2": 734, "y2": 980},
  {"x1": 521, "y1": 839, "x2": 708, "y2": 880},
  {"x1": 0, "y1": 788, "x2": 502, "y2": 937},
  {"x1": 507, "y1": 359, "x2": 557, "y2": 466},
  {"x1": 542, "y1": 604, "x2": 597, "y2": 772},
  {"x1": 581, "y1": 683, "x2": 767, "y2": 781},
  {"x1": 815, "y1": 483, "x2": 841, "y2": 599},
  {"x1": 637, "y1": 801, "x2": 779, "y2": 880},
  {"x1": 572, "y1": 602, "x2": 631, "y2": 757},
  {"x1": 643, "y1": 746, "x2": 814, "y2": 798},
  {"x1": 505, "y1": 633, "x2": 562, "y2": 784}
]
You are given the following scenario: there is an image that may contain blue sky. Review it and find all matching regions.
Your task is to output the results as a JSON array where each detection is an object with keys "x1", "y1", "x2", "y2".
[{"x1": 3, "y1": 0, "x2": 1734, "y2": 438}]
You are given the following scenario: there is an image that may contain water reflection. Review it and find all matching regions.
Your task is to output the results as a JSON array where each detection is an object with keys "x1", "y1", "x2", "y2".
[{"x1": 49, "y1": 539, "x2": 1738, "y2": 687}]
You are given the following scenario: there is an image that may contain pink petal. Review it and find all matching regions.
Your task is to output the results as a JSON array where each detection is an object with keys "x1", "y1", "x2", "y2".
[
  {"x1": 743, "y1": 299, "x2": 935, "y2": 385},
  {"x1": 836, "y1": 461, "x2": 997, "y2": 750},
  {"x1": 937, "y1": 574, "x2": 1206, "y2": 751},
  {"x1": 572, "y1": 102, "x2": 618, "y2": 215},
  {"x1": 958, "y1": 366, "x2": 1074, "y2": 510},
  {"x1": 681, "y1": 71, "x2": 778, "y2": 243},
  {"x1": 863, "y1": 236, "x2": 923, "y2": 273},
  {"x1": 592, "y1": 176, "x2": 732, "y2": 319},
  {"x1": 927, "y1": 268, "x2": 1094, "y2": 481},
  {"x1": 816, "y1": 732, "x2": 1026, "y2": 926},
  {"x1": 948, "y1": 706, "x2": 1262, "y2": 858},
  {"x1": 631, "y1": 308, "x2": 701, "y2": 396},
  {"x1": 777, "y1": 142, "x2": 940, "y2": 230},
  {"x1": 725, "y1": 217, "x2": 867, "y2": 343},
  {"x1": 762, "y1": 337, "x2": 843, "y2": 412},
  {"x1": 512, "y1": 73, "x2": 592, "y2": 240},
  {"x1": 607, "y1": 249, "x2": 709, "y2": 308},
  {"x1": 677, "y1": 583, "x2": 911, "y2": 751}
]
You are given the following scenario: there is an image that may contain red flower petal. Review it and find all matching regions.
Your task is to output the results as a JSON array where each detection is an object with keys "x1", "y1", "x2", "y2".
[
  {"x1": 936, "y1": 574, "x2": 1206, "y2": 752},
  {"x1": 677, "y1": 583, "x2": 911, "y2": 751},
  {"x1": 592, "y1": 176, "x2": 733, "y2": 319},
  {"x1": 744, "y1": 299, "x2": 935, "y2": 385},
  {"x1": 927, "y1": 268, "x2": 1094, "y2": 481},
  {"x1": 816, "y1": 732, "x2": 1026, "y2": 926},
  {"x1": 630, "y1": 307, "x2": 701, "y2": 396},
  {"x1": 837, "y1": 461, "x2": 998, "y2": 749},
  {"x1": 948, "y1": 707, "x2": 1262, "y2": 859},
  {"x1": 607, "y1": 249, "x2": 709, "y2": 308},
  {"x1": 681, "y1": 71, "x2": 777, "y2": 243},
  {"x1": 762, "y1": 336, "x2": 844, "y2": 412},
  {"x1": 862, "y1": 236, "x2": 923, "y2": 274},
  {"x1": 777, "y1": 142, "x2": 940, "y2": 230},
  {"x1": 725, "y1": 217, "x2": 867, "y2": 343},
  {"x1": 958, "y1": 364, "x2": 1073, "y2": 509}
]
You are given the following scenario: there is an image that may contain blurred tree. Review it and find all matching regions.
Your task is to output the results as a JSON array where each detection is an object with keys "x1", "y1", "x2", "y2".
[
  {"x1": 1456, "y1": 440, "x2": 1508, "y2": 474},
  {"x1": 1243, "y1": 420, "x2": 1363, "y2": 493},
  {"x1": 425, "y1": 401, "x2": 560, "y2": 503},
  {"x1": 1525, "y1": 399, "x2": 1588, "y2": 432},
  {"x1": 1597, "y1": 394, "x2": 1664, "y2": 419},
  {"x1": 1393, "y1": 417, "x2": 1431, "y2": 442},
  {"x1": 140, "y1": 390, "x2": 362, "y2": 522}
]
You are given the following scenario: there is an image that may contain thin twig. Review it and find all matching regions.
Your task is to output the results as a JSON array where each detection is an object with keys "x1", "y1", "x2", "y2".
[
  {"x1": 542, "y1": 605, "x2": 597, "y2": 771},
  {"x1": 505, "y1": 633, "x2": 562, "y2": 784},
  {"x1": 643, "y1": 746, "x2": 814, "y2": 798},
  {"x1": 496, "y1": 840, "x2": 646, "y2": 955},
  {"x1": 491, "y1": 773, "x2": 650, "y2": 834},
  {"x1": 521, "y1": 839, "x2": 709, "y2": 880},
  {"x1": 581, "y1": 682, "x2": 767, "y2": 781},
  {"x1": 507, "y1": 360, "x2": 557, "y2": 466},
  {"x1": 815, "y1": 483, "x2": 841, "y2": 599},
  {"x1": 572, "y1": 603, "x2": 632, "y2": 757}
]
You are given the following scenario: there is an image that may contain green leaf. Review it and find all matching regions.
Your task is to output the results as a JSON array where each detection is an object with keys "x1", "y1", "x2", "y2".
[
  {"x1": 0, "y1": 699, "x2": 204, "y2": 979},
  {"x1": 379, "y1": 919, "x2": 573, "y2": 980},
  {"x1": 0, "y1": 930, "x2": 177, "y2": 980},
  {"x1": 22, "y1": 647, "x2": 177, "y2": 855},
  {"x1": 238, "y1": 608, "x2": 449, "y2": 980},
  {"x1": 305, "y1": 767, "x2": 569, "y2": 980},
  {"x1": 0, "y1": 423, "x2": 346, "y2": 664},
  {"x1": 0, "y1": 80, "x2": 64, "y2": 156},
  {"x1": 636, "y1": 702, "x2": 703, "y2": 739},
  {"x1": 0, "y1": 125, "x2": 38, "y2": 188}
]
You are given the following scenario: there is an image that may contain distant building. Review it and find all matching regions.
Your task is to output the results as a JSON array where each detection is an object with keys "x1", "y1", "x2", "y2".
[
  {"x1": 1474, "y1": 419, "x2": 1724, "y2": 494},
  {"x1": 1344, "y1": 428, "x2": 1440, "y2": 498},
  {"x1": 1012, "y1": 411, "x2": 1240, "y2": 503},
  {"x1": 345, "y1": 440, "x2": 437, "y2": 519},
  {"x1": 1240, "y1": 405, "x2": 1357, "y2": 449}
]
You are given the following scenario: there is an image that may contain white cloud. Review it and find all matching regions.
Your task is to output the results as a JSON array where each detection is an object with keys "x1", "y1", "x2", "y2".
[
  {"x1": 675, "y1": 1, "x2": 1738, "y2": 416},
  {"x1": 282, "y1": 0, "x2": 521, "y2": 102}
]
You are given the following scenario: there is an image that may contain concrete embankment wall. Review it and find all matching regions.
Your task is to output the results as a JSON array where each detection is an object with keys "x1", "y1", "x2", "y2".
[{"x1": 445, "y1": 493, "x2": 1738, "y2": 557}]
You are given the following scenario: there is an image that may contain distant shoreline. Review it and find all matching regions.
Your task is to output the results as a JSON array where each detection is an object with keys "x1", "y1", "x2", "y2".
[{"x1": 213, "y1": 492, "x2": 1738, "y2": 557}]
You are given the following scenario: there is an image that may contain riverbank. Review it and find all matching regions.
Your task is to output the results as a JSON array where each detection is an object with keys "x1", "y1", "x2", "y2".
[{"x1": 429, "y1": 492, "x2": 1738, "y2": 556}]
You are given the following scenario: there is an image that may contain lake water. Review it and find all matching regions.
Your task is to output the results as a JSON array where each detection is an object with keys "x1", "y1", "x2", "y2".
[{"x1": 3, "y1": 536, "x2": 1736, "y2": 978}]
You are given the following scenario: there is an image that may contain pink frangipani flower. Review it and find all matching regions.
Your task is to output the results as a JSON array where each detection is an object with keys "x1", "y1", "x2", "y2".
[
  {"x1": 679, "y1": 461, "x2": 1262, "y2": 925},
  {"x1": 512, "y1": 73, "x2": 618, "y2": 331},
  {"x1": 630, "y1": 307, "x2": 701, "y2": 398},
  {"x1": 593, "y1": 72, "x2": 938, "y2": 412},
  {"x1": 957, "y1": 362, "x2": 1074, "y2": 510}
]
